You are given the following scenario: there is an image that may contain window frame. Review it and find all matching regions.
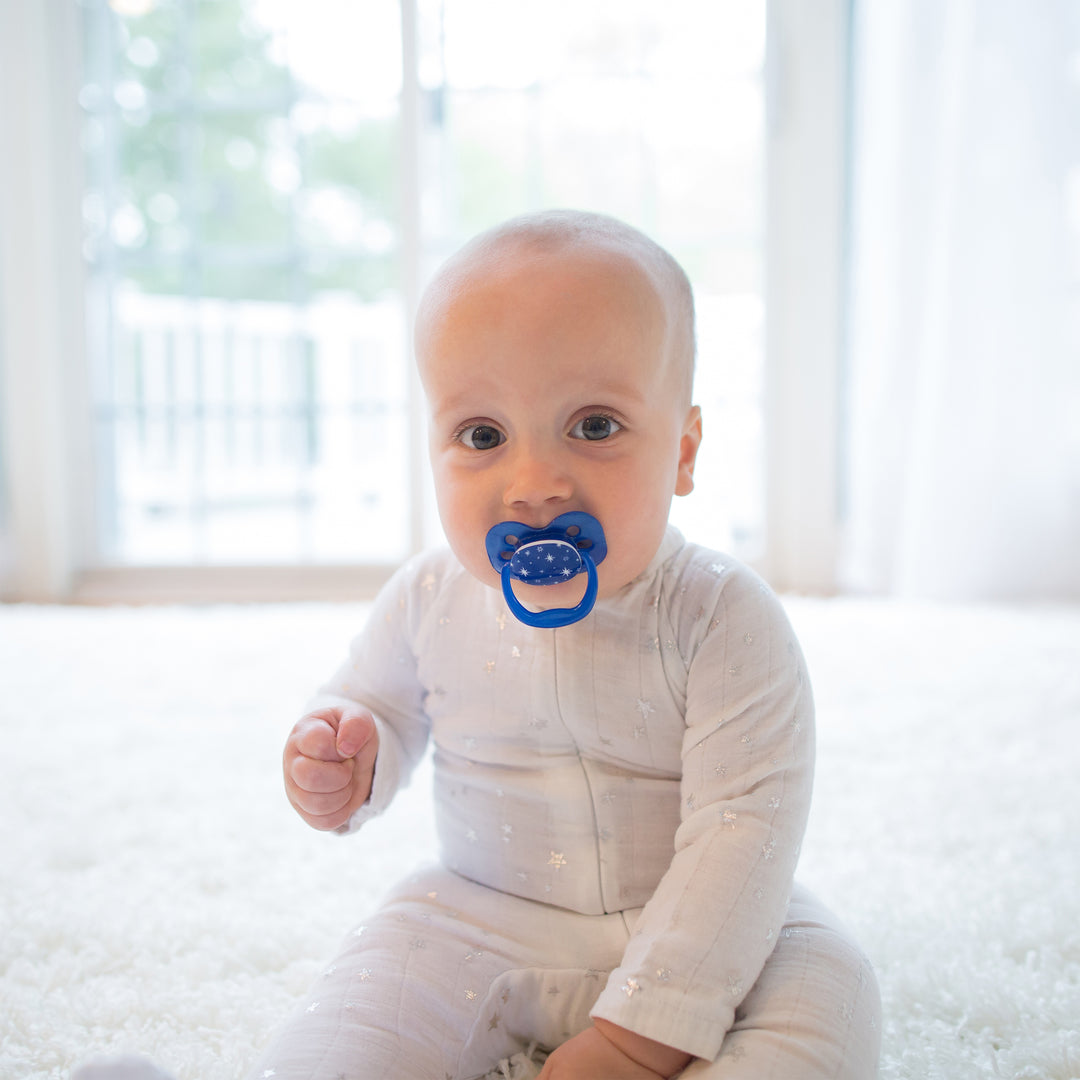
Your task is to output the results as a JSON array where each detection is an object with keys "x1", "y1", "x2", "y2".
[{"x1": 0, "y1": 0, "x2": 851, "y2": 602}]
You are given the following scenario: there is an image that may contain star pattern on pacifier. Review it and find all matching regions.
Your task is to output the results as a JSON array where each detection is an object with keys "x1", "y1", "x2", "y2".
[{"x1": 484, "y1": 512, "x2": 607, "y2": 629}]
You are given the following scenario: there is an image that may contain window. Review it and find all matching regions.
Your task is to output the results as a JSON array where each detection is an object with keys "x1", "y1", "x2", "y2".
[
  {"x1": 0, "y1": 0, "x2": 850, "y2": 600},
  {"x1": 79, "y1": 0, "x2": 768, "y2": 568}
]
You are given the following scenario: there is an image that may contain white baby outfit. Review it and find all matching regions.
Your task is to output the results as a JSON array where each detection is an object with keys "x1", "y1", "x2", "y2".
[{"x1": 249, "y1": 528, "x2": 880, "y2": 1079}]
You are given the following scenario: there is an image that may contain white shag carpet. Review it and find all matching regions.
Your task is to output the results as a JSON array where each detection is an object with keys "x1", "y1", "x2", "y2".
[{"x1": 1, "y1": 599, "x2": 1079, "y2": 1080}]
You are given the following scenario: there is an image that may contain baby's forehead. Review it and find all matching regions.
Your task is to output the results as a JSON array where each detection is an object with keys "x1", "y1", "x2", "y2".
[{"x1": 423, "y1": 233, "x2": 671, "y2": 333}]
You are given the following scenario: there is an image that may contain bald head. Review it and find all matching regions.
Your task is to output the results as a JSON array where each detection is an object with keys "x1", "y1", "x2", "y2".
[{"x1": 415, "y1": 210, "x2": 696, "y2": 405}]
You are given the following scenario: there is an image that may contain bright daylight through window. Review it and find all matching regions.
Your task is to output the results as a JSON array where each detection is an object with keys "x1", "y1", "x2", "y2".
[{"x1": 80, "y1": 0, "x2": 767, "y2": 569}]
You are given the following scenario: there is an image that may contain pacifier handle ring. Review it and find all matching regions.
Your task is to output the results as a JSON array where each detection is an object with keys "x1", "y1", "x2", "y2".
[{"x1": 500, "y1": 550, "x2": 599, "y2": 630}]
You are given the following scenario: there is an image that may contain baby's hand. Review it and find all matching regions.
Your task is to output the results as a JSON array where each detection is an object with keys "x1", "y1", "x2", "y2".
[
  {"x1": 283, "y1": 707, "x2": 379, "y2": 831},
  {"x1": 536, "y1": 1027, "x2": 665, "y2": 1080}
]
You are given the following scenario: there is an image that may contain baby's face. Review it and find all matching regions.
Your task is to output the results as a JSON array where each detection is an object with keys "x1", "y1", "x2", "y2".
[{"x1": 417, "y1": 244, "x2": 701, "y2": 608}]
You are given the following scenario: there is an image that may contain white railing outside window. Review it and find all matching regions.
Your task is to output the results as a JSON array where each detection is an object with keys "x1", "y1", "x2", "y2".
[{"x1": 99, "y1": 290, "x2": 409, "y2": 565}]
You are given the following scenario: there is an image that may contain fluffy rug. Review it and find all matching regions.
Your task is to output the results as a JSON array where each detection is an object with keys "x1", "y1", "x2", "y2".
[{"x1": 1, "y1": 599, "x2": 1078, "y2": 1079}]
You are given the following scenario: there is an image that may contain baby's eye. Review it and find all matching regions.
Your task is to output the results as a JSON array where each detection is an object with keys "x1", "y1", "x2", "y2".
[
  {"x1": 457, "y1": 423, "x2": 505, "y2": 450},
  {"x1": 570, "y1": 414, "x2": 621, "y2": 441}
]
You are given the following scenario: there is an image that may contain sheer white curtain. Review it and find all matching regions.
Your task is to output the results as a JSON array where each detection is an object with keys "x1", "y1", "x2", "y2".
[{"x1": 842, "y1": 0, "x2": 1080, "y2": 601}]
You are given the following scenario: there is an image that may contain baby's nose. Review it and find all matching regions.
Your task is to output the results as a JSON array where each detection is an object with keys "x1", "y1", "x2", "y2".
[{"x1": 502, "y1": 449, "x2": 573, "y2": 511}]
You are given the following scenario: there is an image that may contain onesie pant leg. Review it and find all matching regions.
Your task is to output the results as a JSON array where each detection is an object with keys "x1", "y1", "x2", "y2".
[
  {"x1": 245, "y1": 865, "x2": 631, "y2": 1080},
  {"x1": 680, "y1": 884, "x2": 881, "y2": 1080}
]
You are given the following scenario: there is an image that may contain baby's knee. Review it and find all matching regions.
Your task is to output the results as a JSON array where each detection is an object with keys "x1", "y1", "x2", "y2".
[{"x1": 702, "y1": 893, "x2": 881, "y2": 1079}]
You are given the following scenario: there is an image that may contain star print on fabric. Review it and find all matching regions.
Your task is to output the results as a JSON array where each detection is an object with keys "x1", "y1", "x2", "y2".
[
  {"x1": 465, "y1": 989, "x2": 478, "y2": 1001},
  {"x1": 306, "y1": 1002, "x2": 320, "y2": 1013},
  {"x1": 501, "y1": 987, "x2": 513, "y2": 1004},
  {"x1": 484, "y1": 660, "x2": 496, "y2": 674},
  {"x1": 496, "y1": 611, "x2": 508, "y2": 631},
  {"x1": 621, "y1": 978, "x2": 641, "y2": 998},
  {"x1": 511, "y1": 645, "x2": 522, "y2": 658},
  {"x1": 656, "y1": 968, "x2": 672, "y2": 982},
  {"x1": 421, "y1": 573, "x2": 436, "y2": 590},
  {"x1": 635, "y1": 698, "x2": 655, "y2": 719},
  {"x1": 548, "y1": 851, "x2": 567, "y2": 869},
  {"x1": 721, "y1": 809, "x2": 738, "y2": 828},
  {"x1": 358, "y1": 968, "x2": 373, "y2": 981},
  {"x1": 488, "y1": 1012, "x2": 501, "y2": 1031}
]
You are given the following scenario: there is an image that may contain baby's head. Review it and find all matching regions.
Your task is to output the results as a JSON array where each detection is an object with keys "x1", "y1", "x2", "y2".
[{"x1": 415, "y1": 209, "x2": 702, "y2": 606}]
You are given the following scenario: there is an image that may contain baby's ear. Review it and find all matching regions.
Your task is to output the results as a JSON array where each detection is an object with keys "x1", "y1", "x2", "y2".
[{"x1": 675, "y1": 405, "x2": 702, "y2": 496}]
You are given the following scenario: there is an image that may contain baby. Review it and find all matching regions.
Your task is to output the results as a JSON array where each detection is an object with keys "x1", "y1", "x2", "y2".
[{"x1": 258, "y1": 210, "x2": 881, "y2": 1079}]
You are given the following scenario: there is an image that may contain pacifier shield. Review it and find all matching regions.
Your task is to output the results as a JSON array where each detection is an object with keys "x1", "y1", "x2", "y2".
[{"x1": 484, "y1": 512, "x2": 607, "y2": 629}]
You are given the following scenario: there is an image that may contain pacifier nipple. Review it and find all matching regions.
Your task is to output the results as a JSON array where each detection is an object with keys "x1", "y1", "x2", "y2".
[{"x1": 484, "y1": 512, "x2": 608, "y2": 629}]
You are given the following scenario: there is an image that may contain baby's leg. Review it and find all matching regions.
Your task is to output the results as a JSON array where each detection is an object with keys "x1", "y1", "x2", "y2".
[
  {"x1": 680, "y1": 884, "x2": 880, "y2": 1080},
  {"x1": 245, "y1": 864, "x2": 630, "y2": 1080}
]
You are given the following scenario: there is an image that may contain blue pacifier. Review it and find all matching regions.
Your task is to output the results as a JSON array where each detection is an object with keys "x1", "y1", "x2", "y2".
[{"x1": 485, "y1": 511, "x2": 608, "y2": 629}]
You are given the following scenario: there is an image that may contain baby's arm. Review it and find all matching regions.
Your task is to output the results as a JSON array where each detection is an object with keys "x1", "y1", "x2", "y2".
[{"x1": 283, "y1": 706, "x2": 380, "y2": 831}]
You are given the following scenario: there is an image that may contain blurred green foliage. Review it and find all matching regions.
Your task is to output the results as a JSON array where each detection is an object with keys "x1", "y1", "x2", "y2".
[{"x1": 85, "y1": 0, "x2": 399, "y2": 302}]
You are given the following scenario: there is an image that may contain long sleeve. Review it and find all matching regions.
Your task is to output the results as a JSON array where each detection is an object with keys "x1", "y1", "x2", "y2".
[
  {"x1": 589, "y1": 560, "x2": 814, "y2": 1060},
  {"x1": 304, "y1": 557, "x2": 434, "y2": 831}
]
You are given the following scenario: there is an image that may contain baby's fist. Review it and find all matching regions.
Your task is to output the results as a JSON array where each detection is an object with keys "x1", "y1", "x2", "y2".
[{"x1": 283, "y1": 707, "x2": 379, "y2": 831}]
